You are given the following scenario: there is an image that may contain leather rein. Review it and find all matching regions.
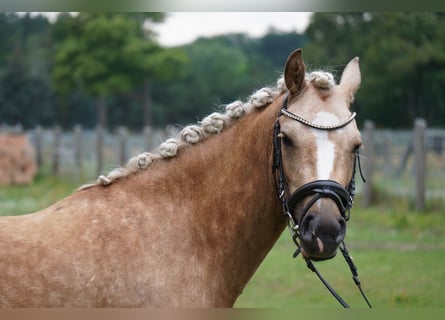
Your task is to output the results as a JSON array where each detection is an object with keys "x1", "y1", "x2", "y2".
[{"x1": 272, "y1": 94, "x2": 372, "y2": 308}]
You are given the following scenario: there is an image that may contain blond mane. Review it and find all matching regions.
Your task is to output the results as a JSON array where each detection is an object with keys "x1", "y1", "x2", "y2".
[{"x1": 81, "y1": 71, "x2": 335, "y2": 189}]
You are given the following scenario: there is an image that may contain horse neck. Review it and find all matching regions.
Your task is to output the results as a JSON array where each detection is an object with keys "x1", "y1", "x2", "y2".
[{"x1": 136, "y1": 96, "x2": 286, "y2": 304}]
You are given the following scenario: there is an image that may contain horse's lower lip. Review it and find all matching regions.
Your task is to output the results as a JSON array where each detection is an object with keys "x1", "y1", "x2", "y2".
[
  {"x1": 301, "y1": 245, "x2": 337, "y2": 261},
  {"x1": 309, "y1": 253, "x2": 337, "y2": 261}
]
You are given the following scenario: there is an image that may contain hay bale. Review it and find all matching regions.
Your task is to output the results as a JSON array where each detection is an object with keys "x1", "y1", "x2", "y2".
[{"x1": 0, "y1": 133, "x2": 37, "y2": 185}]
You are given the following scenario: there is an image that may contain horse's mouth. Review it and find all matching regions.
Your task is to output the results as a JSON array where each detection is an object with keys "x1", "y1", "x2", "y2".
[
  {"x1": 300, "y1": 241, "x2": 338, "y2": 261},
  {"x1": 307, "y1": 252, "x2": 337, "y2": 261}
]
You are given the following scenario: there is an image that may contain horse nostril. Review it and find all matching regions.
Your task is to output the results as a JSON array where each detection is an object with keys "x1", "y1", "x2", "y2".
[
  {"x1": 336, "y1": 218, "x2": 346, "y2": 243},
  {"x1": 300, "y1": 213, "x2": 316, "y2": 243},
  {"x1": 301, "y1": 213, "x2": 346, "y2": 244}
]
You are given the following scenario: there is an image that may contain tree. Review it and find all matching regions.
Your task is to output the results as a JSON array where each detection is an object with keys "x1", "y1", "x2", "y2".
[
  {"x1": 153, "y1": 36, "x2": 252, "y2": 125},
  {"x1": 0, "y1": 13, "x2": 19, "y2": 72},
  {"x1": 258, "y1": 28, "x2": 307, "y2": 71},
  {"x1": 0, "y1": 55, "x2": 54, "y2": 127},
  {"x1": 303, "y1": 12, "x2": 445, "y2": 128},
  {"x1": 139, "y1": 46, "x2": 187, "y2": 127},
  {"x1": 0, "y1": 13, "x2": 55, "y2": 128},
  {"x1": 52, "y1": 13, "x2": 166, "y2": 129},
  {"x1": 149, "y1": 31, "x2": 308, "y2": 127},
  {"x1": 360, "y1": 13, "x2": 445, "y2": 127}
]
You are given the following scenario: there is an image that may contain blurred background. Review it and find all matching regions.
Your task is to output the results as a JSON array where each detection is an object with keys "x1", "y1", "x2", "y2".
[{"x1": 0, "y1": 12, "x2": 444, "y2": 307}]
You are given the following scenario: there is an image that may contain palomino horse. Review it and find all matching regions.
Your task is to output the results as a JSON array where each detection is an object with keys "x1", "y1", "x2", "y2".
[{"x1": 0, "y1": 49, "x2": 362, "y2": 307}]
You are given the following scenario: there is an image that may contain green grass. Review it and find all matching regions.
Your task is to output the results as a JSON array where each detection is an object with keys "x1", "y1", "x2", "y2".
[
  {"x1": 1, "y1": 173, "x2": 444, "y2": 307},
  {"x1": 0, "y1": 171, "x2": 80, "y2": 216},
  {"x1": 236, "y1": 206, "x2": 445, "y2": 308}
]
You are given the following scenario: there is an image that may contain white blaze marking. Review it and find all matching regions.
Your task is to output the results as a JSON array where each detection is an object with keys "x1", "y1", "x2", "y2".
[{"x1": 311, "y1": 112, "x2": 339, "y2": 180}]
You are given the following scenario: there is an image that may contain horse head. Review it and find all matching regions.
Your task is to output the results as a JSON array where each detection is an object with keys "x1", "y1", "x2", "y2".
[{"x1": 276, "y1": 49, "x2": 362, "y2": 261}]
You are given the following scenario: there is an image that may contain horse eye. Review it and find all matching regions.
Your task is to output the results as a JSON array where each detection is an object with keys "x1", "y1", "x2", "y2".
[
  {"x1": 279, "y1": 132, "x2": 294, "y2": 147},
  {"x1": 352, "y1": 143, "x2": 362, "y2": 153}
]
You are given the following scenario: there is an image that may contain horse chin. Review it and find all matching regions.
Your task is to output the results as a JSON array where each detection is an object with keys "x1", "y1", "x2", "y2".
[
  {"x1": 300, "y1": 244, "x2": 338, "y2": 261},
  {"x1": 308, "y1": 252, "x2": 337, "y2": 261}
]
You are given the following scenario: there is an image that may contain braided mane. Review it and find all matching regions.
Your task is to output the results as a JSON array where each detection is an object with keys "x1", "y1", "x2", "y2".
[{"x1": 80, "y1": 71, "x2": 335, "y2": 189}]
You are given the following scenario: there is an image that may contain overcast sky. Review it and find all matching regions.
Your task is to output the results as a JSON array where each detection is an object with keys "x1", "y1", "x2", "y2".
[
  {"x1": 151, "y1": 12, "x2": 313, "y2": 46},
  {"x1": 30, "y1": 12, "x2": 312, "y2": 47}
]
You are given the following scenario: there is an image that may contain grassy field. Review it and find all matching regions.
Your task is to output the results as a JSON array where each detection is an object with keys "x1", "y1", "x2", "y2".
[
  {"x1": 1, "y1": 173, "x2": 444, "y2": 307},
  {"x1": 0, "y1": 171, "x2": 82, "y2": 216},
  {"x1": 236, "y1": 210, "x2": 445, "y2": 307}
]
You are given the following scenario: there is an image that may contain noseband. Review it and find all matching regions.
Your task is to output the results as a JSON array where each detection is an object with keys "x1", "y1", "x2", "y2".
[{"x1": 272, "y1": 94, "x2": 371, "y2": 308}]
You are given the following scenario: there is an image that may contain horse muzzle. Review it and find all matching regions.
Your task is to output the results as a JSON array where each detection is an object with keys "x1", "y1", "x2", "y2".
[
  {"x1": 299, "y1": 209, "x2": 346, "y2": 261},
  {"x1": 287, "y1": 180, "x2": 350, "y2": 261}
]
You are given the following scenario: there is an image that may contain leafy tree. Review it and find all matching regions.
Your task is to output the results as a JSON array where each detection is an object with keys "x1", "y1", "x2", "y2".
[
  {"x1": 0, "y1": 55, "x2": 54, "y2": 127},
  {"x1": 139, "y1": 46, "x2": 187, "y2": 127},
  {"x1": 361, "y1": 13, "x2": 445, "y2": 127},
  {"x1": 52, "y1": 13, "x2": 167, "y2": 129},
  {"x1": 303, "y1": 12, "x2": 445, "y2": 128},
  {"x1": 258, "y1": 28, "x2": 307, "y2": 71},
  {"x1": 0, "y1": 13, "x2": 19, "y2": 72},
  {"x1": 152, "y1": 36, "x2": 252, "y2": 125},
  {"x1": 152, "y1": 31, "x2": 307, "y2": 126},
  {"x1": 0, "y1": 13, "x2": 54, "y2": 128}
]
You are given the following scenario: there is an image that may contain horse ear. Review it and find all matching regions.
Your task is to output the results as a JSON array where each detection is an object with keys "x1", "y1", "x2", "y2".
[
  {"x1": 284, "y1": 49, "x2": 306, "y2": 95},
  {"x1": 340, "y1": 57, "x2": 361, "y2": 104}
]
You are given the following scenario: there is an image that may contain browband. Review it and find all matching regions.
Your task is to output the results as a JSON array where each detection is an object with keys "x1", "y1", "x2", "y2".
[{"x1": 280, "y1": 109, "x2": 357, "y2": 131}]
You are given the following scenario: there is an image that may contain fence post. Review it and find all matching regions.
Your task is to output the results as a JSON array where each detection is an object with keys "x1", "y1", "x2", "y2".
[
  {"x1": 34, "y1": 125, "x2": 43, "y2": 168},
  {"x1": 382, "y1": 130, "x2": 392, "y2": 175},
  {"x1": 52, "y1": 126, "x2": 61, "y2": 176},
  {"x1": 74, "y1": 124, "x2": 82, "y2": 175},
  {"x1": 414, "y1": 118, "x2": 426, "y2": 211},
  {"x1": 96, "y1": 126, "x2": 104, "y2": 176},
  {"x1": 143, "y1": 126, "x2": 152, "y2": 151},
  {"x1": 117, "y1": 126, "x2": 128, "y2": 165},
  {"x1": 362, "y1": 120, "x2": 375, "y2": 206}
]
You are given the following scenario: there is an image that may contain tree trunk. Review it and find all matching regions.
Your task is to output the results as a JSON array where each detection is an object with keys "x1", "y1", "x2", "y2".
[
  {"x1": 97, "y1": 96, "x2": 107, "y2": 130},
  {"x1": 96, "y1": 96, "x2": 106, "y2": 176},
  {"x1": 143, "y1": 78, "x2": 153, "y2": 127}
]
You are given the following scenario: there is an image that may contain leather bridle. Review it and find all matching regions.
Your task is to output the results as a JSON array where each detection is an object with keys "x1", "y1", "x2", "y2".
[{"x1": 272, "y1": 94, "x2": 371, "y2": 308}]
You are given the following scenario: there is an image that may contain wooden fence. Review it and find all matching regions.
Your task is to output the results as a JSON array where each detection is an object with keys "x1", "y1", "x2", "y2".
[
  {"x1": 28, "y1": 125, "x2": 179, "y2": 180},
  {"x1": 2, "y1": 119, "x2": 444, "y2": 210},
  {"x1": 361, "y1": 118, "x2": 444, "y2": 211}
]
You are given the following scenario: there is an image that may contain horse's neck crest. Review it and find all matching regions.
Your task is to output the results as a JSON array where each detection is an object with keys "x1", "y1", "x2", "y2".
[{"x1": 81, "y1": 71, "x2": 335, "y2": 189}]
